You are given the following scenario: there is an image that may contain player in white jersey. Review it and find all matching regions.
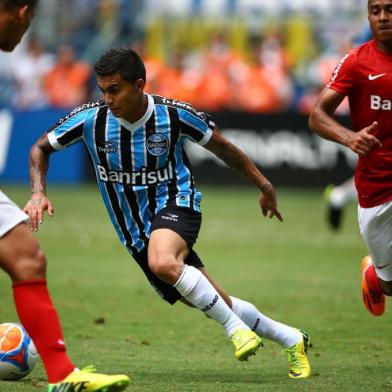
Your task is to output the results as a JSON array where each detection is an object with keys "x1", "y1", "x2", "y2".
[{"x1": 0, "y1": 1, "x2": 129, "y2": 391}]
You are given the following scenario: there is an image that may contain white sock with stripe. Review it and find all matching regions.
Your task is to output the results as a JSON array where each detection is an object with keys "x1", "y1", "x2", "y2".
[
  {"x1": 230, "y1": 296, "x2": 302, "y2": 347},
  {"x1": 174, "y1": 265, "x2": 249, "y2": 337}
]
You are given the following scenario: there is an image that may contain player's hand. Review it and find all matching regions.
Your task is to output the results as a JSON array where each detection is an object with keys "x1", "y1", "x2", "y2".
[
  {"x1": 23, "y1": 192, "x2": 54, "y2": 232},
  {"x1": 349, "y1": 122, "x2": 382, "y2": 156},
  {"x1": 259, "y1": 183, "x2": 283, "y2": 222}
]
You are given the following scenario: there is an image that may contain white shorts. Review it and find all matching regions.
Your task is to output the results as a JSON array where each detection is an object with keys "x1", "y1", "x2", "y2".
[
  {"x1": 0, "y1": 191, "x2": 28, "y2": 238},
  {"x1": 358, "y1": 200, "x2": 392, "y2": 281}
]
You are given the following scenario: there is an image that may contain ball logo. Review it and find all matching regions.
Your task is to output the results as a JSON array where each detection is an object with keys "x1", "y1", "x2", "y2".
[
  {"x1": 0, "y1": 322, "x2": 39, "y2": 380},
  {"x1": 0, "y1": 324, "x2": 22, "y2": 352},
  {"x1": 147, "y1": 133, "x2": 169, "y2": 156}
]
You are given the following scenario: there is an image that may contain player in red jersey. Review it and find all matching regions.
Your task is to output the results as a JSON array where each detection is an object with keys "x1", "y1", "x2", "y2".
[
  {"x1": 309, "y1": 0, "x2": 392, "y2": 316},
  {"x1": 0, "y1": 1, "x2": 129, "y2": 390}
]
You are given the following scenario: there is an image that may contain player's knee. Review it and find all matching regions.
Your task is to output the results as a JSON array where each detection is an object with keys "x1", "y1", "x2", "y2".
[
  {"x1": 11, "y1": 247, "x2": 47, "y2": 281},
  {"x1": 149, "y1": 254, "x2": 182, "y2": 285}
]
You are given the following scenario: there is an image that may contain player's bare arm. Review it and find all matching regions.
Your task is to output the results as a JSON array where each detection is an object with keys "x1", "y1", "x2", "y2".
[
  {"x1": 309, "y1": 88, "x2": 382, "y2": 156},
  {"x1": 204, "y1": 127, "x2": 283, "y2": 221},
  {"x1": 24, "y1": 134, "x2": 55, "y2": 231}
]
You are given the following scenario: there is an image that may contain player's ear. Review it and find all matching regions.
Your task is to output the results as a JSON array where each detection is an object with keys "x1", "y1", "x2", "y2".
[
  {"x1": 135, "y1": 79, "x2": 146, "y2": 91},
  {"x1": 16, "y1": 5, "x2": 31, "y2": 22}
]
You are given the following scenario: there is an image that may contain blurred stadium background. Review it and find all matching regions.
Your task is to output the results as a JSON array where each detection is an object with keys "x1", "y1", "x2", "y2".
[
  {"x1": 0, "y1": 0, "x2": 366, "y2": 187},
  {"x1": 3, "y1": 2, "x2": 392, "y2": 391}
]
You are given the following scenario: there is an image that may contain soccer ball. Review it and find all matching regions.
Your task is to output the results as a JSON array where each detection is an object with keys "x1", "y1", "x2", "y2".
[{"x1": 0, "y1": 322, "x2": 39, "y2": 380}]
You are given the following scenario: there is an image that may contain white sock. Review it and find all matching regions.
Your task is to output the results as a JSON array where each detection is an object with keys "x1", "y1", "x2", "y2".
[
  {"x1": 330, "y1": 177, "x2": 357, "y2": 207},
  {"x1": 174, "y1": 266, "x2": 249, "y2": 337},
  {"x1": 230, "y1": 296, "x2": 302, "y2": 347}
]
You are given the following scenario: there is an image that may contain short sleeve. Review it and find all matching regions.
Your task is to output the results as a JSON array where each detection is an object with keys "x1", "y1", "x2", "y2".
[
  {"x1": 327, "y1": 52, "x2": 356, "y2": 96},
  {"x1": 178, "y1": 108, "x2": 215, "y2": 146},
  {"x1": 46, "y1": 105, "x2": 93, "y2": 150}
]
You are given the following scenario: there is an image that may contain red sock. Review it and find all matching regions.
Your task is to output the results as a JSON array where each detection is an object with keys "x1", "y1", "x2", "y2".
[
  {"x1": 365, "y1": 264, "x2": 383, "y2": 294},
  {"x1": 12, "y1": 279, "x2": 75, "y2": 383}
]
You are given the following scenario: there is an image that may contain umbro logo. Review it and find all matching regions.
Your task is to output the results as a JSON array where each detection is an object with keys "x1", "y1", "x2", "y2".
[
  {"x1": 368, "y1": 73, "x2": 386, "y2": 81},
  {"x1": 252, "y1": 318, "x2": 260, "y2": 332},
  {"x1": 201, "y1": 295, "x2": 219, "y2": 312}
]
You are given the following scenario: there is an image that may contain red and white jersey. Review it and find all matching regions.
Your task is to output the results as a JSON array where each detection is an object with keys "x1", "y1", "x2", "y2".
[{"x1": 328, "y1": 39, "x2": 392, "y2": 208}]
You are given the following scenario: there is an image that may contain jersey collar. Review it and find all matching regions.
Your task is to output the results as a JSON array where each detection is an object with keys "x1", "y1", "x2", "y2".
[
  {"x1": 118, "y1": 94, "x2": 155, "y2": 131},
  {"x1": 372, "y1": 39, "x2": 392, "y2": 59}
]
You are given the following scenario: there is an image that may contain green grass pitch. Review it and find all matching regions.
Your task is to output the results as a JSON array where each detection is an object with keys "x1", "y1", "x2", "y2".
[{"x1": 0, "y1": 185, "x2": 391, "y2": 391}]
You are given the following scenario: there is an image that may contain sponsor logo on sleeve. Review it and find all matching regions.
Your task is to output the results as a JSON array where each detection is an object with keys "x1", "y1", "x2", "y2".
[{"x1": 327, "y1": 53, "x2": 351, "y2": 87}]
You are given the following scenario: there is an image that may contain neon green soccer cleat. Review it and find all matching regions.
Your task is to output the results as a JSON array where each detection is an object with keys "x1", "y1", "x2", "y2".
[
  {"x1": 48, "y1": 367, "x2": 130, "y2": 392},
  {"x1": 231, "y1": 329, "x2": 262, "y2": 361},
  {"x1": 283, "y1": 330, "x2": 312, "y2": 379}
]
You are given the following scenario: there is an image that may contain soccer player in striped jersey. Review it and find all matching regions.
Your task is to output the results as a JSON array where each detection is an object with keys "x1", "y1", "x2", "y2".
[
  {"x1": 0, "y1": 1, "x2": 129, "y2": 391},
  {"x1": 25, "y1": 48, "x2": 312, "y2": 379},
  {"x1": 310, "y1": 0, "x2": 392, "y2": 317}
]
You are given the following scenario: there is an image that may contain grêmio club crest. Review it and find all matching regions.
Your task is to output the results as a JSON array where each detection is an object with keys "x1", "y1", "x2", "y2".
[{"x1": 146, "y1": 133, "x2": 169, "y2": 156}]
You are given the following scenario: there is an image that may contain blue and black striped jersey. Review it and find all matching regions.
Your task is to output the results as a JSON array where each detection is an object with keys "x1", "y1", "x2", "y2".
[{"x1": 47, "y1": 94, "x2": 215, "y2": 254}]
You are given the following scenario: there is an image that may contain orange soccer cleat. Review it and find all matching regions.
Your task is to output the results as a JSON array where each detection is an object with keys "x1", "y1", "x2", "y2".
[{"x1": 361, "y1": 256, "x2": 385, "y2": 316}]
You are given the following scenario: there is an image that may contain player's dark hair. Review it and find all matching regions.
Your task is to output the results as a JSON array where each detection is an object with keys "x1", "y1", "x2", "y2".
[
  {"x1": 0, "y1": 0, "x2": 38, "y2": 10},
  {"x1": 94, "y1": 48, "x2": 146, "y2": 83}
]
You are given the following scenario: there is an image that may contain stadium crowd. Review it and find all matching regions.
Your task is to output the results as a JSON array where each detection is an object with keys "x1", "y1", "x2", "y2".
[{"x1": 0, "y1": 0, "x2": 366, "y2": 113}]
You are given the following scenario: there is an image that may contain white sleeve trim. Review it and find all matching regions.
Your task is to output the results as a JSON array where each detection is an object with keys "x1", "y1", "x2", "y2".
[
  {"x1": 198, "y1": 128, "x2": 213, "y2": 146},
  {"x1": 47, "y1": 132, "x2": 65, "y2": 150}
]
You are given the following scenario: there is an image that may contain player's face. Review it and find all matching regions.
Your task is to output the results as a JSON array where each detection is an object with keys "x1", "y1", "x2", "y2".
[
  {"x1": 97, "y1": 72, "x2": 146, "y2": 123},
  {"x1": 0, "y1": 6, "x2": 34, "y2": 52},
  {"x1": 368, "y1": 0, "x2": 392, "y2": 45}
]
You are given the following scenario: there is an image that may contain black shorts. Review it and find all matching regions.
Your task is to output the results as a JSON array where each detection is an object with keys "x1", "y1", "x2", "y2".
[
  {"x1": 132, "y1": 206, "x2": 204, "y2": 304},
  {"x1": 150, "y1": 206, "x2": 202, "y2": 247}
]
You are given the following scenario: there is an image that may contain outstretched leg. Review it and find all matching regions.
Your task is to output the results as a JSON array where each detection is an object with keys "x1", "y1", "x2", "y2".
[
  {"x1": 0, "y1": 219, "x2": 130, "y2": 391},
  {"x1": 148, "y1": 228, "x2": 261, "y2": 361}
]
